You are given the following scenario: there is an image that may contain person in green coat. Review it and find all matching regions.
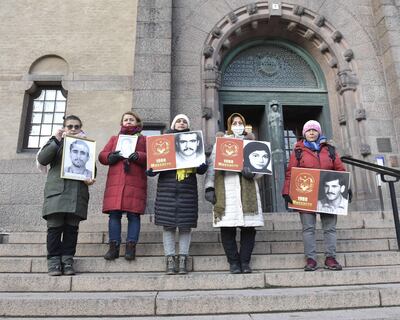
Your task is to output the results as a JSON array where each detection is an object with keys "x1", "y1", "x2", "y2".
[{"x1": 37, "y1": 115, "x2": 95, "y2": 276}]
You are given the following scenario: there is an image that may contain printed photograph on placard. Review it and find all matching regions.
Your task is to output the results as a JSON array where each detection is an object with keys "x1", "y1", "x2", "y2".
[
  {"x1": 214, "y1": 137, "x2": 243, "y2": 172},
  {"x1": 146, "y1": 134, "x2": 176, "y2": 171},
  {"x1": 174, "y1": 130, "x2": 205, "y2": 169},
  {"x1": 115, "y1": 134, "x2": 138, "y2": 158},
  {"x1": 61, "y1": 135, "x2": 96, "y2": 181},
  {"x1": 243, "y1": 140, "x2": 272, "y2": 175},
  {"x1": 288, "y1": 167, "x2": 351, "y2": 215},
  {"x1": 316, "y1": 170, "x2": 351, "y2": 215}
]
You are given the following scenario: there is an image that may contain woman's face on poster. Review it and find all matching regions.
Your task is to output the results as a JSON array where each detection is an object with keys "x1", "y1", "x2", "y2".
[{"x1": 248, "y1": 149, "x2": 269, "y2": 169}]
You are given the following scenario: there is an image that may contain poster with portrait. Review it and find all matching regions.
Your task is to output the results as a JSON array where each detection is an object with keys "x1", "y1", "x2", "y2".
[
  {"x1": 214, "y1": 137, "x2": 243, "y2": 172},
  {"x1": 288, "y1": 168, "x2": 351, "y2": 215},
  {"x1": 61, "y1": 135, "x2": 96, "y2": 181},
  {"x1": 147, "y1": 131, "x2": 206, "y2": 171},
  {"x1": 116, "y1": 134, "x2": 138, "y2": 158},
  {"x1": 243, "y1": 140, "x2": 272, "y2": 175}
]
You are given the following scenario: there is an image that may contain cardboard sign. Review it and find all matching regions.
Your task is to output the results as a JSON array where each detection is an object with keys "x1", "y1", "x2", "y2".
[
  {"x1": 146, "y1": 131, "x2": 205, "y2": 171},
  {"x1": 288, "y1": 167, "x2": 351, "y2": 215},
  {"x1": 214, "y1": 137, "x2": 243, "y2": 172}
]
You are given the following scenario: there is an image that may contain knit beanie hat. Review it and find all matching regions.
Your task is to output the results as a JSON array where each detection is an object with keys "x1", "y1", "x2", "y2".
[
  {"x1": 302, "y1": 120, "x2": 322, "y2": 136},
  {"x1": 170, "y1": 114, "x2": 190, "y2": 129}
]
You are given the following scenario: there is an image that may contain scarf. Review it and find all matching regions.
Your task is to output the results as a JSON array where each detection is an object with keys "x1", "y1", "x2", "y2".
[
  {"x1": 213, "y1": 171, "x2": 258, "y2": 223},
  {"x1": 304, "y1": 135, "x2": 327, "y2": 152},
  {"x1": 120, "y1": 125, "x2": 142, "y2": 135}
]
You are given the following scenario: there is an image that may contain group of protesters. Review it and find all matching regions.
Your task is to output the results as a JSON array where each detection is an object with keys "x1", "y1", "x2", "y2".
[{"x1": 37, "y1": 111, "x2": 347, "y2": 276}]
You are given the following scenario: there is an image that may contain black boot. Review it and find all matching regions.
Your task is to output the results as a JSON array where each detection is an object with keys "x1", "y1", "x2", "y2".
[
  {"x1": 178, "y1": 255, "x2": 188, "y2": 274},
  {"x1": 47, "y1": 256, "x2": 62, "y2": 276},
  {"x1": 125, "y1": 241, "x2": 136, "y2": 261},
  {"x1": 104, "y1": 241, "x2": 120, "y2": 260},
  {"x1": 166, "y1": 255, "x2": 176, "y2": 275},
  {"x1": 229, "y1": 262, "x2": 242, "y2": 274},
  {"x1": 239, "y1": 227, "x2": 256, "y2": 274},
  {"x1": 61, "y1": 255, "x2": 75, "y2": 275}
]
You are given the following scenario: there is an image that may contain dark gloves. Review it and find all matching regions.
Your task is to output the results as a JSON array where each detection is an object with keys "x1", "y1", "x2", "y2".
[
  {"x1": 128, "y1": 152, "x2": 139, "y2": 162},
  {"x1": 108, "y1": 151, "x2": 124, "y2": 165},
  {"x1": 348, "y1": 188, "x2": 353, "y2": 203},
  {"x1": 205, "y1": 187, "x2": 216, "y2": 205},
  {"x1": 282, "y1": 194, "x2": 293, "y2": 204},
  {"x1": 145, "y1": 168, "x2": 158, "y2": 177},
  {"x1": 197, "y1": 163, "x2": 208, "y2": 174},
  {"x1": 241, "y1": 167, "x2": 255, "y2": 180}
]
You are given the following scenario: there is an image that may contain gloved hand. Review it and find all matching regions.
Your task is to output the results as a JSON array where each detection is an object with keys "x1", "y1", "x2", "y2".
[
  {"x1": 108, "y1": 151, "x2": 124, "y2": 165},
  {"x1": 348, "y1": 188, "x2": 353, "y2": 203},
  {"x1": 205, "y1": 188, "x2": 216, "y2": 205},
  {"x1": 241, "y1": 167, "x2": 255, "y2": 180},
  {"x1": 196, "y1": 163, "x2": 208, "y2": 174},
  {"x1": 145, "y1": 168, "x2": 158, "y2": 177},
  {"x1": 282, "y1": 194, "x2": 293, "y2": 204},
  {"x1": 128, "y1": 152, "x2": 139, "y2": 162}
]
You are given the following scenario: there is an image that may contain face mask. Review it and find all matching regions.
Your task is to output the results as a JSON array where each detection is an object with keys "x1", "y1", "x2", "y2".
[{"x1": 231, "y1": 125, "x2": 244, "y2": 137}]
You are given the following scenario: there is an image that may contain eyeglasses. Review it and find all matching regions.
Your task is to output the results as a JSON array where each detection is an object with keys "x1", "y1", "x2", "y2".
[{"x1": 66, "y1": 125, "x2": 81, "y2": 130}]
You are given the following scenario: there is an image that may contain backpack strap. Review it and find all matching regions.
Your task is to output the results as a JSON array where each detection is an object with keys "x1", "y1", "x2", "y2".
[
  {"x1": 294, "y1": 148, "x2": 302, "y2": 167},
  {"x1": 327, "y1": 145, "x2": 336, "y2": 162}
]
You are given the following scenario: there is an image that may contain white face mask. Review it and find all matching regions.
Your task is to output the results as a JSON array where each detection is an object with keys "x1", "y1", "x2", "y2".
[{"x1": 231, "y1": 125, "x2": 244, "y2": 137}]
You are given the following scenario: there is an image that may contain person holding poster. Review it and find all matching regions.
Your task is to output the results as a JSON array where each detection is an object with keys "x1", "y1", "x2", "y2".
[
  {"x1": 146, "y1": 114, "x2": 207, "y2": 274},
  {"x1": 99, "y1": 111, "x2": 147, "y2": 261},
  {"x1": 282, "y1": 120, "x2": 346, "y2": 271},
  {"x1": 37, "y1": 115, "x2": 95, "y2": 276},
  {"x1": 205, "y1": 113, "x2": 264, "y2": 274}
]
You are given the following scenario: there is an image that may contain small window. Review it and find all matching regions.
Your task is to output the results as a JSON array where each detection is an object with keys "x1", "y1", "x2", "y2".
[
  {"x1": 24, "y1": 87, "x2": 67, "y2": 149},
  {"x1": 142, "y1": 123, "x2": 165, "y2": 136},
  {"x1": 284, "y1": 129, "x2": 297, "y2": 163}
]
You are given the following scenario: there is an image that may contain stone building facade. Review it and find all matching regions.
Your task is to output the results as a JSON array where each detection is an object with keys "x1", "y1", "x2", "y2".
[{"x1": 1, "y1": 0, "x2": 399, "y2": 231}]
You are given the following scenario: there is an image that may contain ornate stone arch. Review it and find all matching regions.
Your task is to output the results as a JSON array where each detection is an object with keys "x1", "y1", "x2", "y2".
[{"x1": 201, "y1": 1, "x2": 364, "y2": 161}]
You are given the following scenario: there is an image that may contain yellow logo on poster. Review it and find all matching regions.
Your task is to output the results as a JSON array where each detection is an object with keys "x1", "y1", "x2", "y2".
[
  {"x1": 295, "y1": 173, "x2": 315, "y2": 193},
  {"x1": 221, "y1": 141, "x2": 239, "y2": 157},
  {"x1": 152, "y1": 139, "x2": 170, "y2": 155}
]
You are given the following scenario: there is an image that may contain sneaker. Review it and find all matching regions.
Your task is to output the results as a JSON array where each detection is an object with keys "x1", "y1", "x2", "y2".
[
  {"x1": 324, "y1": 257, "x2": 342, "y2": 270},
  {"x1": 304, "y1": 258, "x2": 317, "y2": 271}
]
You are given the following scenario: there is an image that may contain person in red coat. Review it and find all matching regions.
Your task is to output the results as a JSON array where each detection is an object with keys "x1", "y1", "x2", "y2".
[
  {"x1": 282, "y1": 120, "x2": 346, "y2": 271},
  {"x1": 99, "y1": 111, "x2": 147, "y2": 261}
]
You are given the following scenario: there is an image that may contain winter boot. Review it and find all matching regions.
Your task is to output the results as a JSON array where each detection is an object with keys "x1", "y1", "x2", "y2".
[
  {"x1": 166, "y1": 255, "x2": 176, "y2": 275},
  {"x1": 104, "y1": 241, "x2": 120, "y2": 260},
  {"x1": 47, "y1": 256, "x2": 62, "y2": 276},
  {"x1": 61, "y1": 255, "x2": 75, "y2": 275},
  {"x1": 178, "y1": 255, "x2": 188, "y2": 274},
  {"x1": 125, "y1": 241, "x2": 136, "y2": 261}
]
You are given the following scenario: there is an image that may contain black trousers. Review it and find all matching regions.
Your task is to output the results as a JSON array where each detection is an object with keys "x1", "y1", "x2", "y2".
[
  {"x1": 47, "y1": 224, "x2": 79, "y2": 258},
  {"x1": 220, "y1": 227, "x2": 256, "y2": 265}
]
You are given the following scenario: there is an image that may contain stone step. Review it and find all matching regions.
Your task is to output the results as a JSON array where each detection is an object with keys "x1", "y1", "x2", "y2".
[
  {"x1": 0, "y1": 238, "x2": 391, "y2": 257},
  {"x1": 3, "y1": 228, "x2": 396, "y2": 244},
  {"x1": 1, "y1": 307, "x2": 400, "y2": 320},
  {"x1": 1, "y1": 266, "x2": 400, "y2": 293},
  {"x1": 1, "y1": 284, "x2": 400, "y2": 316},
  {"x1": 2, "y1": 251, "x2": 400, "y2": 273}
]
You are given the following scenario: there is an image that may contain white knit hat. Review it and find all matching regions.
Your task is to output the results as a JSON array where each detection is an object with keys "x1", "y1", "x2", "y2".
[
  {"x1": 170, "y1": 114, "x2": 190, "y2": 129},
  {"x1": 302, "y1": 120, "x2": 322, "y2": 136}
]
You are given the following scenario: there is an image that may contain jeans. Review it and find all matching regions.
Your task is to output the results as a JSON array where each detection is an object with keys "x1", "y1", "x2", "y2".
[
  {"x1": 108, "y1": 211, "x2": 141, "y2": 244},
  {"x1": 220, "y1": 227, "x2": 256, "y2": 265},
  {"x1": 300, "y1": 212, "x2": 337, "y2": 260},
  {"x1": 163, "y1": 226, "x2": 192, "y2": 256}
]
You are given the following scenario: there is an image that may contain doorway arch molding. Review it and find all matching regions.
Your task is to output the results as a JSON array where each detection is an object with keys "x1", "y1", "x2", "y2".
[{"x1": 201, "y1": 1, "x2": 366, "y2": 162}]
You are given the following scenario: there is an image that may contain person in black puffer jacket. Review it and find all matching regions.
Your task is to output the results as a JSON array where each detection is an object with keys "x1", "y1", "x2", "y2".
[{"x1": 146, "y1": 114, "x2": 207, "y2": 275}]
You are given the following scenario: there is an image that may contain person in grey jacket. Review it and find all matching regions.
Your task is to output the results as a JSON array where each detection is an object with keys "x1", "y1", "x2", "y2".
[{"x1": 37, "y1": 115, "x2": 95, "y2": 276}]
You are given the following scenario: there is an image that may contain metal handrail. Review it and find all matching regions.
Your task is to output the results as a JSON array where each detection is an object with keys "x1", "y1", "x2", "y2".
[{"x1": 341, "y1": 156, "x2": 400, "y2": 250}]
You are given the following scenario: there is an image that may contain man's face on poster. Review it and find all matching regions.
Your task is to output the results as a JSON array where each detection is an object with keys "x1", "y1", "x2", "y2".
[
  {"x1": 178, "y1": 133, "x2": 199, "y2": 157},
  {"x1": 70, "y1": 142, "x2": 89, "y2": 168},
  {"x1": 323, "y1": 179, "x2": 345, "y2": 201}
]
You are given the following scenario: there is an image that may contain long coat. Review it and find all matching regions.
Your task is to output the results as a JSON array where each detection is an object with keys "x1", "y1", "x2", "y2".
[
  {"x1": 282, "y1": 140, "x2": 346, "y2": 195},
  {"x1": 37, "y1": 137, "x2": 89, "y2": 220},
  {"x1": 99, "y1": 134, "x2": 147, "y2": 214},
  {"x1": 154, "y1": 166, "x2": 206, "y2": 228},
  {"x1": 204, "y1": 134, "x2": 264, "y2": 228}
]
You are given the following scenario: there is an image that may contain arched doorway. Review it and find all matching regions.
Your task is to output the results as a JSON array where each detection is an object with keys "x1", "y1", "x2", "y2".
[{"x1": 219, "y1": 40, "x2": 329, "y2": 212}]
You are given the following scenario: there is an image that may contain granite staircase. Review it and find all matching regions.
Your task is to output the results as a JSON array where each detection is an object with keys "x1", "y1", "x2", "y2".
[{"x1": 1, "y1": 211, "x2": 400, "y2": 319}]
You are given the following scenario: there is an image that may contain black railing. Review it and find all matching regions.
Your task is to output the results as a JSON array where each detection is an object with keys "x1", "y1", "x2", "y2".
[{"x1": 341, "y1": 156, "x2": 400, "y2": 250}]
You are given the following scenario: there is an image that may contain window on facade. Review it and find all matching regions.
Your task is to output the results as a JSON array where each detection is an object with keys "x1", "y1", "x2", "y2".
[
  {"x1": 24, "y1": 87, "x2": 67, "y2": 149},
  {"x1": 142, "y1": 124, "x2": 165, "y2": 136},
  {"x1": 284, "y1": 129, "x2": 298, "y2": 163}
]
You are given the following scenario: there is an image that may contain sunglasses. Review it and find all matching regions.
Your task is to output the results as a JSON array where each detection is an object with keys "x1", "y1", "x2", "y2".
[{"x1": 66, "y1": 125, "x2": 81, "y2": 130}]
